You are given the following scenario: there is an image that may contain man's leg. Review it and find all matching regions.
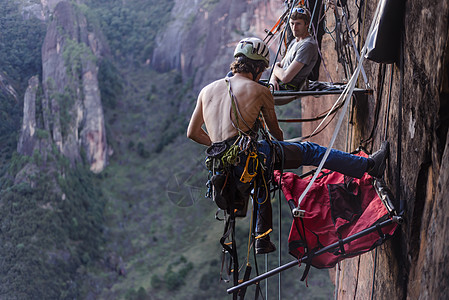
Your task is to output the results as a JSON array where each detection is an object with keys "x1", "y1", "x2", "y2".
[
  {"x1": 254, "y1": 186, "x2": 276, "y2": 254},
  {"x1": 296, "y1": 142, "x2": 369, "y2": 178},
  {"x1": 276, "y1": 141, "x2": 389, "y2": 179},
  {"x1": 274, "y1": 141, "x2": 368, "y2": 178},
  {"x1": 254, "y1": 141, "x2": 276, "y2": 254}
]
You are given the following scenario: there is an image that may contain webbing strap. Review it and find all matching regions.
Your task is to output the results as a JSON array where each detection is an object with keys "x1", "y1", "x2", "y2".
[
  {"x1": 338, "y1": 239, "x2": 346, "y2": 254},
  {"x1": 220, "y1": 214, "x2": 239, "y2": 290},
  {"x1": 298, "y1": 217, "x2": 311, "y2": 281},
  {"x1": 226, "y1": 78, "x2": 241, "y2": 131},
  {"x1": 300, "y1": 259, "x2": 311, "y2": 281},
  {"x1": 254, "y1": 228, "x2": 273, "y2": 240},
  {"x1": 375, "y1": 223, "x2": 386, "y2": 240},
  {"x1": 226, "y1": 78, "x2": 254, "y2": 137}
]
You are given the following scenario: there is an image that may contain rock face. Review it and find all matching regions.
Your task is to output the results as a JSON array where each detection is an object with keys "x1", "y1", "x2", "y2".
[
  {"x1": 17, "y1": 76, "x2": 39, "y2": 156},
  {"x1": 314, "y1": 1, "x2": 449, "y2": 299},
  {"x1": 17, "y1": 0, "x2": 62, "y2": 21},
  {"x1": 18, "y1": 1, "x2": 108, "y2": 173},
  {"x1": 0, "y1": 72, "x2": 19, "y2": 102}
]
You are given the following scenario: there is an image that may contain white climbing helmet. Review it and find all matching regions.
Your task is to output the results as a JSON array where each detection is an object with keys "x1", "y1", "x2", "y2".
[{"x1": 234, "y1": 37, "x2": 270, "y2": 67}]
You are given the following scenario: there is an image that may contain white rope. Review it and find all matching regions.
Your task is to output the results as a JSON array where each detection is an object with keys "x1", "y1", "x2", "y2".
[{"x1": 293, "y1": 0, "x2": 383, "y2": 214}]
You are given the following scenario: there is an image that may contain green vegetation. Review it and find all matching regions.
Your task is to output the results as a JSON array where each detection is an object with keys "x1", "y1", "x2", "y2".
[
  {"x1": 0, "y1": 1, "x2": 46, "y2": 86},
  {"x1": 88, "y1": 0, "x2": 175, "y2": 65},
  {"x1": 202, "y1": 0, "x2": 221, "y2": 11},
  {"x1": 0, "y1": 92, "x2": 21, "y2": 178},
  {"x1": 35, "y1": 128, "x2": 50, "y2": 140},
  {"x1": 0, "y1": 1, "x2": 45, "y2": 178},
  {"x1": 151, "y1": 256, "x2": 194, "y2": 291},
  {"x1": 55, "y1": 88, "x2": 76, "y2": 139},
  {"x1": 98, "y1": 59, "x2": 123, "y2": 109},
  {"x1": 63, "y1": 38, "x2": 97, "y2": 77},
  {"x1": 0, "y1": 158, "x2": 105, "y2": 299},
  {"x1": 125, "y1": 287, "x2": 151, "y2": 300}
]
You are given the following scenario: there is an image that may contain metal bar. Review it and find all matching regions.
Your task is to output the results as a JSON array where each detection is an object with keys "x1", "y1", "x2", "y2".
[
  {"x1": 227, "y1": 217, "x2": 399, "y2": 294},
  {"x1": 273, "y1": 88, "x2": 372, "y2": 97}
]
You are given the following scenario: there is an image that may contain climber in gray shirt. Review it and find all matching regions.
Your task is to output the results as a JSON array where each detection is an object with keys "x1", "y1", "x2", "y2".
[{"x1": 270, "y1": 6, "x2": 318, "y2": 90}]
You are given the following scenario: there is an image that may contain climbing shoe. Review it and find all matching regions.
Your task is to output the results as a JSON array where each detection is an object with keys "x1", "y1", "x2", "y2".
[
  {"x1": 368, "y1": 141, "x2": 390, "y2": 178},
  {"x1": 255, "y1": 236, "x2": 276, "y2": 254}
]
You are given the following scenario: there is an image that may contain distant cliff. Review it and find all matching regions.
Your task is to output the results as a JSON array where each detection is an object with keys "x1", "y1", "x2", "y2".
[
  {"x1": 17, "y1": 1, "x2": 108, "y2": 173},
  {"x1": 17, "y1": 0, "x2": 61, "y2": 21},
  {"x1": 0, "y1": 2, "x2": 107, "y2": 298}
]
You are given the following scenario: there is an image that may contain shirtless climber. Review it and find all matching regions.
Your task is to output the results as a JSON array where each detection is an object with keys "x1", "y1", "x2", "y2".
[{"x1": 187, "y1": 37, "x2": 389, "y2": 254}]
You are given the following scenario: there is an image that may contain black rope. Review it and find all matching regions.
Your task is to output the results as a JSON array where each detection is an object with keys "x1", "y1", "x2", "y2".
[
  {"x1": 219, "y1": 210, "x2": 239, "y2": 299},
  {"x1": 397, "y1": 41, "x2": 404, "y2": 213},
  {"x1": 274, "y1": 141, "x2": 285, "y2": 299},
  {"x1": 278, "y1": 100, "x2": 344, "y2": 123},
  {"x1": 370, "y1": 247, "x2": 378, "y2": 300},
  {"x1": 360, "y1": 63, "x2": 387, "y2": 147},
  {"x1": 383, "y1": 65, "x2": 394, "y2": 140}
]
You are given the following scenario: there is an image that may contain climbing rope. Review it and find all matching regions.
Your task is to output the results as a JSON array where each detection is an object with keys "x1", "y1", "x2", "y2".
[
  {"x1": 285, "y1": 107, "x2": 340, "y2": 142},
  {"x1": 370, "y1": 247, "x2": 378, "y2": 300},
  {"x1": 360, "y1": 63, "x2": 387, "y2": 148},
  {"x1": 277, "y1": 95, "x2": 346, "y2": 123}
]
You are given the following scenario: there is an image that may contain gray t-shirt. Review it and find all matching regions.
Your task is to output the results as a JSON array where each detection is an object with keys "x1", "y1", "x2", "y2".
[{"x1": 281, "y1": 36, "x2": 318, "y2": 88}]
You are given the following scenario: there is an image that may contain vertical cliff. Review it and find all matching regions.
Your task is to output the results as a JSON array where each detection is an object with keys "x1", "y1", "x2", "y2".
[
  {"x1": 316, "y1": 1, "x2": 449, "y2": 299},
  {"x1": 0, "y1": 2, "x2": 107, "y2": 298},
  {"x1": 18, "y1": 1, "x2": 108, "y2": 173},
  {"x1": 17, "y1": 76, "x2": 39, "y2": 155}
]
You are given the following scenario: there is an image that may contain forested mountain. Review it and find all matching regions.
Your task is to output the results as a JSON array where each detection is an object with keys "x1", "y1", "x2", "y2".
[{"x1": 1, "y1": 0, "x2": 448, "y2": 299}]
